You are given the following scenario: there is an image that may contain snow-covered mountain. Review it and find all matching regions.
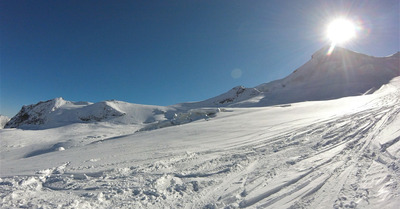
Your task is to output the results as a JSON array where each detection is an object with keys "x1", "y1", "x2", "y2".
[
  {"x1": 5, "y1": 97, "x2": 175, "y2": 129},
  {"x1": 0, "y1": 115, "x2": 10, "y2": 129},
  {"x1": 194, "y1": 46, "x2": 399, "y2": 107},
  {"x1": 1, "y1": 47, "x2": 400, "y2": 208},
  {"x1": 5, "y1": 46, "x2": 399, "y2": 129},
  {"x1": 4, "y1": 97, "x2": 222, "y2": 130}
]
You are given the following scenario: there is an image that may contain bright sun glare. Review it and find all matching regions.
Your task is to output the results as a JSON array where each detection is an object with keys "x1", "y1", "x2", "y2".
[
  {"x1": 326, "y1": 18, "x2": 356, "y2": 55},
  {"x1": 327, "y1": 18, "x2": 356, "y2": 44}
]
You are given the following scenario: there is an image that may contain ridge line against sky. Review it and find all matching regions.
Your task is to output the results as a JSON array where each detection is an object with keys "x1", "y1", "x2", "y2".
[{"x1": 1, "y1": 0, "x2": 399, "y2": 117}]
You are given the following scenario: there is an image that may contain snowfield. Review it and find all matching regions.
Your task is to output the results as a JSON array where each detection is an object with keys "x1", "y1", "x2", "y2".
[
  {"x1": 1, "y1": 77, "x2": 400, "y2": 208},
  {"x1": 1, "y1": 48, "x2": 400, "y2": 208}
]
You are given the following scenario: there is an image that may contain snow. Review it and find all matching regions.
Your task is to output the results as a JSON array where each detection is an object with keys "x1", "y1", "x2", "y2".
[
  {"x1": 0, "y1": 115, "x2": 10, "y2": 129},
  {"x1": 4, "y1": 98, "x2": 175, "y2": 129},
  {"x1": 1, "y1": 47, "x2": 400, "y2": 208},
  {"x1": 183, "y1": 46, "x2": 399, "y2": 108}
]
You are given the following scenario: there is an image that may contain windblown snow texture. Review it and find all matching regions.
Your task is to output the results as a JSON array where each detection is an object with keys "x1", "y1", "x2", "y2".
[{"x1": 1, "y1": 47, "x2": 400, "y2": 208}]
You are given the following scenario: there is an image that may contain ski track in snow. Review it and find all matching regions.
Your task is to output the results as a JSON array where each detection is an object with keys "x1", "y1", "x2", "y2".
[{"x1": 1, "y1": 84, "x2": 400, "y2": 208}]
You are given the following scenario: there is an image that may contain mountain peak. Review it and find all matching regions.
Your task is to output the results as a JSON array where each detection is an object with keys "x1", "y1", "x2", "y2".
[
  {"x1": 4, "y1": 98, "x2": 169, "y2": 129},
  {"x1": 252, "y1": 47, "x2": 400, "y2": 106},
  {"x1": 5, "y1": 98, "x2": 71, "y2": 128},
  {"x1": 311, "y1": 45, "x2": 330, "y2": 59},
  {"x1": 311, "y1": 45, "x2": 367, "y2": 61}
]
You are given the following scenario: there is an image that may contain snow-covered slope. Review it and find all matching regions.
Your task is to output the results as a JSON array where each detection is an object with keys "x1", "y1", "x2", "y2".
[
  {"x1": 1, "y1": 76, "x2": 399, "y2": 208},
  {"x1": 189, "y1": 46, "x2": 399, "y2": 107},
  {"x1": 0, "y1": 115, "x2": 10, "y2": 129}
]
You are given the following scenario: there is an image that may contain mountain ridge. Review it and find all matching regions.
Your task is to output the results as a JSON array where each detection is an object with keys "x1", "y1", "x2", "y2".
[
  {"x1": 5, "y1": 46, "x2": 400, "y2": 129},
  {"x1": 211, "y1": 46, "x2": 400, "y2": 107}
]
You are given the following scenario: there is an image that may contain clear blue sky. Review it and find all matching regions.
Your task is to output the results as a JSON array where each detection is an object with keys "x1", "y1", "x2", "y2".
[{"x1": 1, "y1": 0, "x2": 399, "y2": 117}]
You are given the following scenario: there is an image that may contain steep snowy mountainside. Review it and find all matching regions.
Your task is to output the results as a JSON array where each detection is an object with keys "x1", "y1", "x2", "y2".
[
  {"x1": 5, "y1": 97, "x2": 174, "y2": 129},
  {"x1": 258, "y1": 46, "x2": 399, "y2": 93},
  {"x1": 0, "y1": 115, "x2": 10, "y2": 129},
  {"x1": 197, "y1": 46, "x2": 399, "y2": 107},
  {"x1": 254, "y1": 46, "x2": 399, "y2": 106}
]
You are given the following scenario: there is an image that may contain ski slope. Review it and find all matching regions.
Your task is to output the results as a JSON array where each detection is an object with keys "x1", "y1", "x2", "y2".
[
  {"x1": 1, "y1": 76, "x2": 400, "y2": 208},
  {"x1": 1, "y1": 47, "x2": 399, "y2": 208}
]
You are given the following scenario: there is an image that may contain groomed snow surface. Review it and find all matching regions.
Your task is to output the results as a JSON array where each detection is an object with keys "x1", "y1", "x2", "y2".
[{"x1": 1, "y1": 76, "x2": 400, "y2": 208}]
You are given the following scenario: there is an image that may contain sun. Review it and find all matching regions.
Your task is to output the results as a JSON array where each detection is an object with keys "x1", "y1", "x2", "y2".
[{"x1": 327, "y1": 18, "x2": 356, "y2": 44}]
